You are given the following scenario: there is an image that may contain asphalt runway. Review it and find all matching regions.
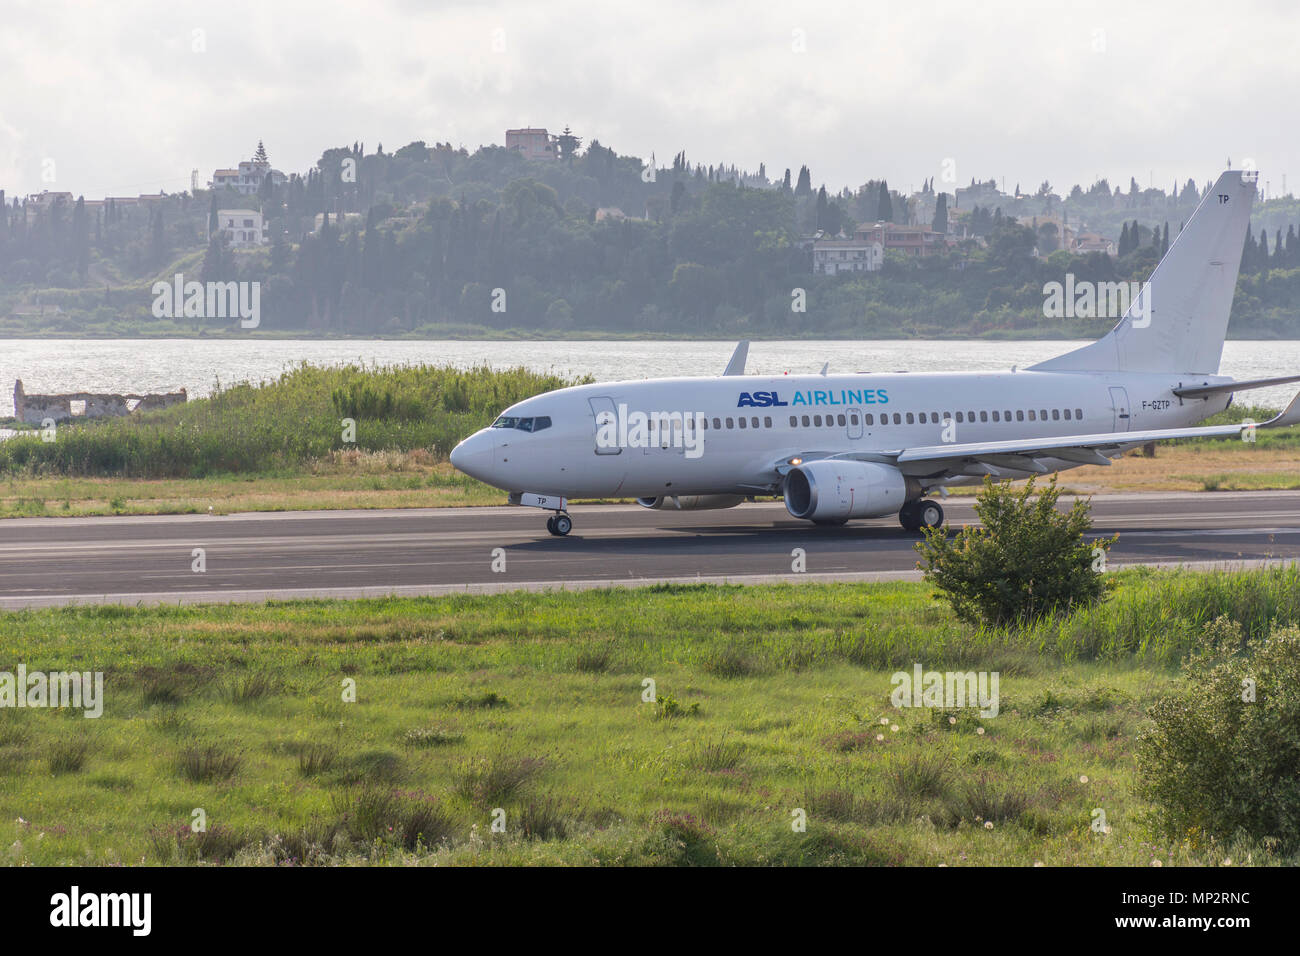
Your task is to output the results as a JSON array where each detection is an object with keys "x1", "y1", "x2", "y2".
[{"x1": 2, "y1": 491, "x2": 1300, "y2": 609}]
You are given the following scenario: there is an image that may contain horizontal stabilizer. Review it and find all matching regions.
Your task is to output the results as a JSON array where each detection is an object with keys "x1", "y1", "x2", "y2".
[{"x1": 1172, "y1": 373, "x2": 1300, "y2": 398}]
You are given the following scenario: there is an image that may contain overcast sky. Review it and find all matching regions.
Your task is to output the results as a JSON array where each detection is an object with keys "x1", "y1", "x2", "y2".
[{"x1": 3, "y1": 0, "x2": 1297, "y2": 201}]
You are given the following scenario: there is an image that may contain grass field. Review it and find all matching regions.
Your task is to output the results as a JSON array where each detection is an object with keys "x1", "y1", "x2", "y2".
[{"x1": 3, "y1": 566, "x2": 1298, "y2": 866}]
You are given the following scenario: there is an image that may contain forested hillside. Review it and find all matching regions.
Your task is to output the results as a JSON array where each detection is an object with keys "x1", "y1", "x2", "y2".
[{"x1": 3, "y1": 140, "x2": 1299, "y2": 338}]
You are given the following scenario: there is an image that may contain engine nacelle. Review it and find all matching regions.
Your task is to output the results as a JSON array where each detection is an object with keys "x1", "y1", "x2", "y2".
[
  {"x1": 636, "y1": 494, "x2": 746, "y2": 511},
  {"x1": 783, "y1": 460, "x2": 916, "y2": 521}
]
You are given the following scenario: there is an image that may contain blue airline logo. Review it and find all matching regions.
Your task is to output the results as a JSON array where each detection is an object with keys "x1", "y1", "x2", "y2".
[{"x1": 738, "y1": 388, "x2": 889, "y2": 408}]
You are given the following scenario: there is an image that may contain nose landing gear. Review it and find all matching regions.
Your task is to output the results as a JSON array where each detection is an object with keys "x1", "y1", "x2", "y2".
[{"x1": 898, "y1": 499, "x2": 944, "y2": 532}]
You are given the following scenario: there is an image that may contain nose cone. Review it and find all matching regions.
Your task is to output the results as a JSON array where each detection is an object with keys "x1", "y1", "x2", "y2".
[{"x1": 449, "y1": 430, "x2": 496, "y2": 483}]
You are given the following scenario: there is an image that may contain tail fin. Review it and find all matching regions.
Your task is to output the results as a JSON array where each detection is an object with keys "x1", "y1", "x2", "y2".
[{"x1": 1030, "y1": 169, "x2": 1257, "y2": 375}]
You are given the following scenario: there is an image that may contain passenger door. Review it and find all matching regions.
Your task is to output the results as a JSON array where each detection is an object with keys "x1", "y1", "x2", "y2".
[
  {"x1": 1108, "y1": 386, "x2": 1131, "y2": 431},
  {"x1": 589, "y1": 396, "x2": 621, "y2": 454}
]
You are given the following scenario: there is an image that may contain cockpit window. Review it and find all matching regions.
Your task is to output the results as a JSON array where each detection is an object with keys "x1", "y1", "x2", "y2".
[{"x1": 491, "y1": 415, "x2": 551, "y2": 432}]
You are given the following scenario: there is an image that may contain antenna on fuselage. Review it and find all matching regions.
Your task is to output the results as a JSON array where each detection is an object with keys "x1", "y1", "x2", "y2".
[{"x1": 819, "y1": 362, "x2": 829, "y2": 376}]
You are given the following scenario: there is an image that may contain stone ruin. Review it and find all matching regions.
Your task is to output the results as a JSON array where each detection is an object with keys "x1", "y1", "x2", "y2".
[{"x1": 12, "y1": 380, "x2": 187, "y2": 425}]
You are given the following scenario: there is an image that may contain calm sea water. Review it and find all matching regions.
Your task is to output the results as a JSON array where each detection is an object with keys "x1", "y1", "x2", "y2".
[{"x1": 3, "y1": 338, "x2": 1300, "y2": 418}]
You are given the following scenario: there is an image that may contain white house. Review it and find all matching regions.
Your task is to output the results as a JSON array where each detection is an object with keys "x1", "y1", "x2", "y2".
[
  {"x1": 218, "y1": 209, "x2": 267, "y2": 247},
  {"x1": 812, "y1": 237, "x2": 884, "y2": 274}
]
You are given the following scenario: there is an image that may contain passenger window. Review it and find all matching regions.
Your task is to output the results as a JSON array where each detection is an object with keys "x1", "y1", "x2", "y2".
[
  {"x1": 992, "y1": 411, "x2": 1000, "y2": 422},
  {"x1": 726, "y1": 417, "x2": 734, "y2": 428},
  {"x1": 764, "y1": 416, "x2": 772, "y2": 428},
  {"x1": 906, "y1": 412, "x2": 914, "y2": 424},
  {"x1": 1040, "y1": 409, "x2": 1048, "y2": 420},
  {"x1": 1016, "y1": 410, "x2": 1024, "y2": 421},
  {"x1": 893, "y1": 413, "x2": 901, "y2": 424},
  {"x1": 713, "y1": 417, "x2": 721, "y2": 430},
  {"x1": 1029, "y1": 410, "x2": 1037, "y2": 421},
  {"x1": 979, "y1": 411, "x2": 988, "y2": 422},
  {"x1": 967, "y1": 410, "x2": 976, "y2": 421},
  {"x1": 918, "y1": 412, "x2": 927, "y2": 424},
  {"x1": 1004, "y1": 410, "x2": 1012, "y2": 421},
  {"x1": 1051, "y1": 409, "x2": 1059, "y2": 420},
  {"x1": 850, "y1": 414, "x2": 858, "y2": 425},
  {"x1": 956, "y1": 412, "x2": 964, "y2": 423},
  {"x1": 813, "y1": 415, "x2": 822, "y2": 426},
  {"x1": 943, "y1": 412, "x2": 952, "y2": 422},
  {"x1": 864, "y1": 414, "x2": 873, "y2": 425},
  {"x1": 837, "y1": 414, "x2": 846, "y2": 426},
  {"x1": 789, "y1": 416, "x2": 797, "y2": 427},
  {"x1": 930, "y1": 412, "x2": 939, "y2": 421},
  {"x1": 1063, "y1": 409, "x2": 1071, "y2": 420},
  {"x1": 738, "y1": 417, "x2": 747, "y2": 429},
  {"x1": 1076, "y1": 408, "x2": 1083, "y2": 419},
  {"x1": 801, "y1": 415, "x2": 810, "y2": 427}
]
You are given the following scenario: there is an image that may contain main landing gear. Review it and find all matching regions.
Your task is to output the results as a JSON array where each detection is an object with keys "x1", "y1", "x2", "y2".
[
  {"x1": 898, "y1": 499, "x2": 944, "y2": 532},
  {"x1": 546, "y1": 513, "x2": 573, "y2": 537}
]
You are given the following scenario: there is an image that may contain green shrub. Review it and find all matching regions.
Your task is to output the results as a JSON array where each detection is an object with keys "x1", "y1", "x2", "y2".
[
  {"x1": 1137, "y1": 619, "x2": 1300, "y2": 851},
  {"x1": 915, "y1": 475, "x2": 1116, "y2": 626}
]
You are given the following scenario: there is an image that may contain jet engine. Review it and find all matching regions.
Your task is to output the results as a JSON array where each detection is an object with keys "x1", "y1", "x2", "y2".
[
  {"x1": 636, "y1": 495, "x2": 746, "y2": 510},
  {"x1": 783, "y1": 460, "x2": 918, "y2": 521}
]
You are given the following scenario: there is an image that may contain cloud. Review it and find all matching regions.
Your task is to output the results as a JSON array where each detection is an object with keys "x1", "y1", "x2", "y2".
[{"x1": 1, "y1": 0, "x2": 1297, "y2": 200}]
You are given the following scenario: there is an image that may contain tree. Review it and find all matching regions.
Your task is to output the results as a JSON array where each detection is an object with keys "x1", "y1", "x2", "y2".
[
  {"x1": 794, "y1": 166, "x2": 812, "y2": 197},
  {"x1": 555, "y1": 126, "x2": 581, "y2": 162},
  {"x1": 149, "y1": 207, "x2": 167, "y2": 267},
  {"x1": 931, "y1": 193, "x2": 948, "y2": 235},
  {"x1": 72, "y1": 197, "x2": 90, "y2": 279},
  {"x1": 253, "y1": 140, "x2": 269, "y2": 164},
  {"x1": 876, "y1": 181, "x2": 893, "y2": 223}
]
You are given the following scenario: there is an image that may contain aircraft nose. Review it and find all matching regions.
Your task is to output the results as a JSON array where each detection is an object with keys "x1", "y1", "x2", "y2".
[{"x1": 449, "y1": 430, "x2": 496, "y2": 482}]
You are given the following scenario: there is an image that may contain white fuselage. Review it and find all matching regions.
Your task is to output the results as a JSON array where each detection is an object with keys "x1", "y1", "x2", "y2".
[{"x1": 449, "y1": 368, "x2": 1232, "y2": 499}]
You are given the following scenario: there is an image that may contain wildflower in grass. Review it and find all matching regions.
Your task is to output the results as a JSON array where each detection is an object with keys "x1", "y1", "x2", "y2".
[
  {"x1": 949, "y1": 716, "x2": 957, "y2": 724},
  {"x1": 875, "y1": 734, "x2": 884, "y2": 742},
  {"x1": 984, "y1": 821, "x2": 994, "y2": 830},
  {"x1": 1151, "y1": 859, "x2": 1163, "y2": 867},
  {"x1": 976, "y1": 727, "x2": 985, "y2": 735},
  {"x1": 1079, "y1": 775, "x2": 1089, "y2": 784},
  {"x1": 890, "y1": 724, "x2": 899, "y2": 732}
]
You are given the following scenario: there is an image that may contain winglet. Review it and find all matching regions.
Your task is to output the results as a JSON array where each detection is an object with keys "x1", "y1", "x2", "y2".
[
  {"x1": 722, "y1": 340, "x2": 749, "y2": 376},
  {"x1": 1264, "y1": 391, "x2": 1300, "y2": 428}
]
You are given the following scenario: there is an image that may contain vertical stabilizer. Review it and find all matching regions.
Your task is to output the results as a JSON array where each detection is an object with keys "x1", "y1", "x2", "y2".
[{"x1": 1030, "y1": 169, "x2": 1256, "y2": 374}]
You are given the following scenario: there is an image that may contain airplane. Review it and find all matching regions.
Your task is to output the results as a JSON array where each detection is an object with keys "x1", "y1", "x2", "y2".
[{"x1": 450, "y1": 169, "x2": 1300, "y2": 537}]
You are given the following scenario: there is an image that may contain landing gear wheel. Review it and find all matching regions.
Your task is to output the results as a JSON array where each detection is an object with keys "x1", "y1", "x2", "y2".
[
  {"x1": 898, "y1": 501, "x2": 921, "y2": 532},
  {"x1": 917, "y1": 499, "x2": 944, "y2": 529},
  {"x1": 551, "y1": 513, "x2": 572, "y2": 536},
  {"x1": 546, "y1": 516, "x2": 557, "y2": 535}
]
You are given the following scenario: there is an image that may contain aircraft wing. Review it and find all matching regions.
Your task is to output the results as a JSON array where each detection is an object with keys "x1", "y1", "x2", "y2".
[{"x1": 887, "y1": 392, "x2": 1300, "y2": 478}]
